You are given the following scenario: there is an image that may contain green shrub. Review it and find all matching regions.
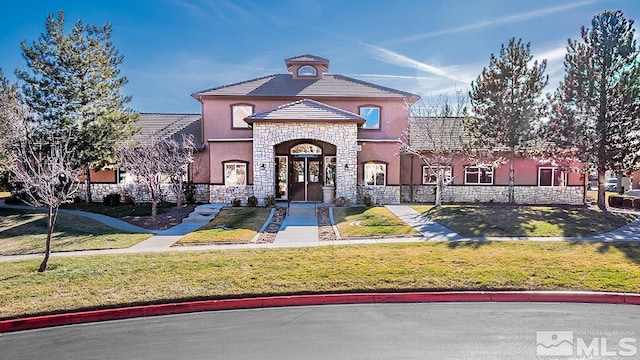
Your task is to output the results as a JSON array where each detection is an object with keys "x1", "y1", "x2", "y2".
[
  {"x1": 335, "y1": 197, "x2": 352, "y2": 207},
  {"x1": 622, "y1": 197, "x2": 634, "y2": 208},
  {"x1": 183, "y1": 182, "x2": 197, "y2": 204},
  {"x1": 231, "y1": 198, "x2": 241, "y2": 207},
  {"x1": 608, "y1": 195, "x2": 623, "y2": 207},
  {"x1": 102, "y1": 193, "x2": 121, "y2": 207},
  {"x1": 263, "y1": 195, "x2": 276, "y2": 207},
  {"x1": 362, "y1": 194, "x2": 374, "y2": 207},
  {"x1": 247, "y1": 196, "x2": 258, "y2": 207}
]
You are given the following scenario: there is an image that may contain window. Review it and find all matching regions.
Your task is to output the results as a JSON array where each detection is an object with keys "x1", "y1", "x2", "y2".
[
  {"x1": 360, "y1": 106, "x2": 380, "y2": 129},
  {"x1": 291, "y1": 143, "x2": 322, "y2": 155},
  {"x1": 297, "y1": 65, "x2": 317, "y2": 76},
  {"x1": 464, "y1": 166, "x2": 493, "y2": 185},
  {"x1": 423, "y1": 166, "x2": 452, "y2": 185},
  {"x1": 364, "y1": 163, "x2": 386, "y2": 186},
  {"x1": 224, "y1": 163, "x2": 246, "y2": 186},
  {"x1": 232, "y1": 104, "x2": 253, "y2": 128},
  {"x1": 538, "y1": 167, "x2": 565, "y2": 187}
]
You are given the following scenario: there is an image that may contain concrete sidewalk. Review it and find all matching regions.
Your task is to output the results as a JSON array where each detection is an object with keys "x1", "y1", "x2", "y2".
[
  {"x1": 273, "y1": 203, "x2": 319, "y2": 245},
  {"x1": 385, "y1": 205, "x2": 463, "y2": 241}
]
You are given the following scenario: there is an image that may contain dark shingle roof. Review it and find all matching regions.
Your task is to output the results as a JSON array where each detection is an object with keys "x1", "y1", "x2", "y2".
[
  {"x1": 408, "y1": 117, "x2": 470, "y2": 151},
  {"x1": 285, "y1": 54, "x2": 329, "y2": 63},
  {"x1": 192, "y1": 74, "x2": 418, "y2": 99},
  {"x1": 136, "y1": 113, "x2": 202, "y2": 146},
  {"x1": 245, "y1": 99, "x2": 365, "y2": 124}
]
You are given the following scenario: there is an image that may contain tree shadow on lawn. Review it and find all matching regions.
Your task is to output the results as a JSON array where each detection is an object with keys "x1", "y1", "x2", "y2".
[
  {"x1": 418, "y1": 204, "x2": 635, "y2": 238},
  {"x1": 590, "y1": 241, "x2": 640, "y2": 265}
]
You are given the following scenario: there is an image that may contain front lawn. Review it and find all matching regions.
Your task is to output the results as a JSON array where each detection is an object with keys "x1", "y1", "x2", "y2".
[
  {"x1": 62, "y1": 201, "x2": 174, "y2": 218},
  {"x1": 0, "y1": 208, "x2": 153, "y2": 255},
  {"x1": 411, "y1": 205, "x2": 636, "y2": 237},
  {"x1": 2, "y1": 241, "x2": 639, "y2": 319},
  {"x1": 333, "y1": 206, "x2": 419, "y2": 238},
  {"x1": 178, "y1": 207, "x2": 272, "y2": 244}
]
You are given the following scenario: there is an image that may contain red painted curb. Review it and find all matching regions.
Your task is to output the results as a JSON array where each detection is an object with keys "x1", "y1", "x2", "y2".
[
  {"x1": 489, "y1": 292, "x2": 627, "y2": 304},
  {"x1": 1, "y1": 291, "x2": 639, "y2": 333},
  {"x1": 625, "y1": 293, "x2": 640, "y2": 305}
]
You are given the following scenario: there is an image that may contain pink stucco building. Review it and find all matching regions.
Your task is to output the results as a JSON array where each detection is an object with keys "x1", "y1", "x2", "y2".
[{"x1": 87, "y1": 54, "x2": 587, "y2": 205}]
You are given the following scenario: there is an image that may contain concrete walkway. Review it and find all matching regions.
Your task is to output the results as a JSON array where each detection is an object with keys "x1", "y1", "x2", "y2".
[
  {"x1": 273, "y1": 203, "x2": 319, "y2": 245},
  {"x1": 385, "y1": 205, "x2": 463, "y2": 241}
]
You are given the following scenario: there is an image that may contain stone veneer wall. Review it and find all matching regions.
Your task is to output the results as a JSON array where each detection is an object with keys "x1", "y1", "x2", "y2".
[
  {"x1": 252, "y1": 122, "x2": 359, "y2": 204},
  {"x1": 401, "y1": 185, "x2": 584, "y2": 205},
  {"x1": 209, "y1": 185, "x2": 254, "y2": 205},
  {"x1": 358, "y1": 186, "x2": 401, "y2": 205},
  {"x1": 77, "y1": 183, "x2": 210, "y2": 203}
]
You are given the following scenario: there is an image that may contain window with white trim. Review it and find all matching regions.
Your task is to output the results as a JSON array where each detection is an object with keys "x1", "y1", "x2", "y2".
[
  {"x1": 364, "y1": 163, "x2": 386, "y2": 186},
  {"x1": 232, "y1": 104, "x2": 253, "y2": 128},
  {"x1": 224, "y1": 163, "x2": 247, "y2": 186},
  {"x1": 360, "y1": 106, "x2": 380, "y2": 129},
  {"x1": 423, "y1": 166, "x2": 452, "y2": 185},
  {"x1": 538, "y1": 167, "x2": 565, "y2": 187},
  {"x1": 464, "y1": 166, "x2": 493, "y2": 185},
  {"x1": 297, "y1": 65, "x2": 317, "y2": 77}
]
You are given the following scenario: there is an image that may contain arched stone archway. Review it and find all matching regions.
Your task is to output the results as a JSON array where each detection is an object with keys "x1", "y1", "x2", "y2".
[{"x1": 252, "y1": 121, "x2": 358, "y2": 203}]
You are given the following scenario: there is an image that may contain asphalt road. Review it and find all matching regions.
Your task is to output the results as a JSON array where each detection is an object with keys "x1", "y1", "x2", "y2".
[{"x1": 2, "y1": 302, "x2": 639, "y2": 359}]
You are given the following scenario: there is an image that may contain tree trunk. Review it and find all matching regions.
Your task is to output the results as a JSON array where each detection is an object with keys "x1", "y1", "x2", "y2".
[
  {"x1": 597, "y1": 170, "x2": 607, "y2": 211},
  {"x1": 175, "y1": 181, "x2": 183, "y2": 209},
  {"x1": 151, "y1": 198, "x2": 158, "y2": 222},
  {"x1": 38, "y1": 206, "x2": 57, "y2": 272},
  {"x1": 508, "y1": 156, "x2": 515, "y2": 204},
  {"x1": 435, "y1": 175, "x2": 443, "y2": 207},
  {"x1": 84, "y1": 167, "x2": 92, "y2": 203}
]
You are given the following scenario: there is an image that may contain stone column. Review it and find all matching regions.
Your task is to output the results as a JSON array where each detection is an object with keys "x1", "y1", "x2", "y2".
[{"x1": 252, "y1": 124, "x2": 275, "y2": 201}]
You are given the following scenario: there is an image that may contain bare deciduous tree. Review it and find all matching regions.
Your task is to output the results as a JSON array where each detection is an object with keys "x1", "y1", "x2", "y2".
[
  {"x1": 118, "y1": 133, "x2": 195, "y2": 220},
  {"x1": 118, "y1": 135, "x2": 166, "y2": 221},
  {"x1": 10, "y1": 129, "x2": 80, "y2": 272},
  {"x1": 401, "y1": 92, "x2": 470, "y2": 206},
  {"x1": 164, "y1": 134, "x2": 195, "y2": 208}
]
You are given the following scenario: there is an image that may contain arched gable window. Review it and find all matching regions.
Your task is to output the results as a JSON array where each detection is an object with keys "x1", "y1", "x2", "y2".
[
  {"x1": 291, "y1": 143, "x2": 322, "y2": 155},
  {"x1": 297, "y1": 65, "x2": 317, "y2": 77}
]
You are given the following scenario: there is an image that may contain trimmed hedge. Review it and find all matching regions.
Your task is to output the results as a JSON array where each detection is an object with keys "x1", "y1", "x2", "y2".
[
  {"x1": 609, "y1": 195, "x2": 640, "y2": 209},
  {"x1": 609, "y1": 195, "x2": 623, "y2": 207}
]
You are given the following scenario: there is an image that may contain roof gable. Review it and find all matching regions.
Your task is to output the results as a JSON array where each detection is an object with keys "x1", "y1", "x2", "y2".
[{"x1": 245, "y1": 99, "x2": 365, "y2": 124}]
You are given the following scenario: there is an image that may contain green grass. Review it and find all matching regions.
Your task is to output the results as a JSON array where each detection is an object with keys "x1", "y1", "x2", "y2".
[
  {"x1": 1, "y1": 241, "x2": 639, "y2": 319},
  {"x1": 333, "y1": 206, "x2": 419, "y2": 238},
  {"x1": 178, "y1": 207, "x2": 271, "y2": 244},
  {"x1": 0, "y1": 208, "x2": 153, "y2": 255},
  {"x1": 411, "y1": 205, "x2": 637, "y2": 237}
]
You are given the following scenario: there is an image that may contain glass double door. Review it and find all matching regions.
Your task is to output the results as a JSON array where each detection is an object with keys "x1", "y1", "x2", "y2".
[{"x1": 290, "y1": 157, "x2": 322, "y2": 202}]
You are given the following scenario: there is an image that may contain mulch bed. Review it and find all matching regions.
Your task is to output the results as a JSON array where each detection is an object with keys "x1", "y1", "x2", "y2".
[
  {"x1": 254, "y1": 206, "x2": 287, "y2": 243},
  {"x1": 317, "y1": 206, "x2": 337, "y2": 241},
  {"x1": 120, "y1": 205, "x2": 196, "y2": 230}
]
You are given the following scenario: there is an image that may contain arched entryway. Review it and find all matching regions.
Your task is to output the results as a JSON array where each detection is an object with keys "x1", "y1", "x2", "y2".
[{"x1": 274, "y1": 139, "x2": 336, "y2": 202}]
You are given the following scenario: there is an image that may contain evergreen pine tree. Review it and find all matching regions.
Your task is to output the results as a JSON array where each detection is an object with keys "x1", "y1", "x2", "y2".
[
  {"x1": 547, "y1": 10, "x2": 640, "y2": 210},
  {"x1": 16, "y1": 10, "x2": 138, "y2": 202},
  {"x1": 468, "y1": 37, "x2": 548, "y2": 203}
]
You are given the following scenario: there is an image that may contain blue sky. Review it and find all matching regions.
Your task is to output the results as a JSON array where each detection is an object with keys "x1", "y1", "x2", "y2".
[{"x1": 1, "y1": 0, "x2": 639, "y2": 113}]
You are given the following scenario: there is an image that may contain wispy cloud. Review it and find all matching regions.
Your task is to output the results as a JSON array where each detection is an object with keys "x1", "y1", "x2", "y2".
[
  {"x1": 365, "y1": 44, "x2": 474, "y2": 83},
  {"x1": 171, "y1": 0, "x2": 257, "y2": 24},
  {"x1": 387, "y1": 0, "x2": 600, "y2": 44}
]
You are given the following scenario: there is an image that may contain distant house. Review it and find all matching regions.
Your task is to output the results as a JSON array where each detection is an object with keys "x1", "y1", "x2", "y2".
[{"x1": 87, "y1": 54, "x2": 586, "y2": 205}]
